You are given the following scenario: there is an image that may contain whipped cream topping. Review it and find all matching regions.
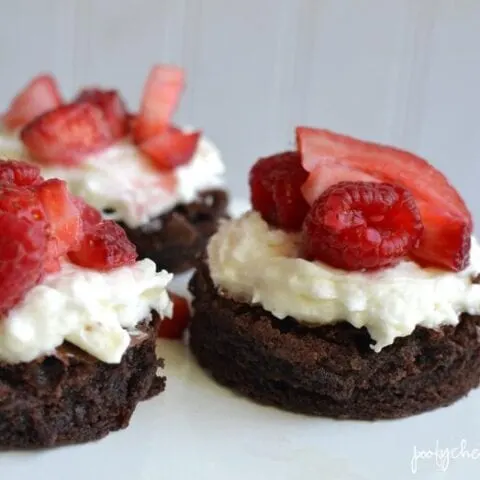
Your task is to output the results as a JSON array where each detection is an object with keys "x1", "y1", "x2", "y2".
[
  {"x1": 0, "y1": 126, "x2": 225, "y2": 228},
  {"x1": 208, "y1": 211, "x2": 480, "y2": 351},
  {"x1": 0, "y1": 259, "x2": 172, "y2": 364}
]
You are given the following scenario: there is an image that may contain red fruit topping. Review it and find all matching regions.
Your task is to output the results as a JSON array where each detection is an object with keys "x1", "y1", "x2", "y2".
[
  {"x1": 21, "y1": 103, "x2": 114, "y2": 166},
  {"x1": 133, "y1": 65, "x2": 185, "y2": 143},
  {"x1": 0, "y1": 186, "x2": 49, "y2": 313},
  {"x1": 2, "y1": 74, "x2": 62, "y2": 130},
  {"x1": 302, "y1": 182, "x2": 424, "y2": 271},
  {"x1": 0, "y1": 185, "x2": 48, "y2": 227},
  {"x1": 68, "y1": 220, "x2": 137, "y2": 271},
  {"x1": 139, "y1": 126, "x2": 200, "y2": 170},
  {"x1": 296, "y1": 127, "x2": 472, "y2": 271},
  {"x1": 0, "y1": 160, "x2": 43, "y2": 186},
  {"x1": 72, "y1": 196, "x2": 102, "y2": 233},
  {"x1": 157, "y1": 292, "x2": 191, "y2": 339},
  {"x1": 249, "y1": 151, "x2": 310, "y2": 230},
  {"x1": 36, "y1": 179, "x2": 83, "y2": 272},
  {"x1": 75, "y1": 89, "x2": 129, "y2": 139}
]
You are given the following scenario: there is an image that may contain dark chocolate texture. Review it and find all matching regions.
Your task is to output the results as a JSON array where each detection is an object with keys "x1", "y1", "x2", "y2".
[{"x1": 189, "y1": 263, "x2": 480, "y2": 419}]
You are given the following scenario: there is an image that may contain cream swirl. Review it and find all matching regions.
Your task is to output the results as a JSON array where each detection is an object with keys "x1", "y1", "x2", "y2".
[
  {"x1": 0, "y1": 126, "x2": 225, "y2": 228},
  {"x1": 0, "y1": 259, "x2": 172, "y2": 363},
  {"x1": 207, "y1": 211, "x2": 480, "y2": 351}
]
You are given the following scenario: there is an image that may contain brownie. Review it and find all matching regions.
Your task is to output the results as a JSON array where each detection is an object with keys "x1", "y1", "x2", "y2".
[
  {"x1": 0, "y1": 316, "x2": 164, "y2": 449},
  {"x1": 118, "y1": 189, "x2": 229, "y2": 273},
  {"x1": 189, "y1": 263, "x2": 480, "y2": 420}
]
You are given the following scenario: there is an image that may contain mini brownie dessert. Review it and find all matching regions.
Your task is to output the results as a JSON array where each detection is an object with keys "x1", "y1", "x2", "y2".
[
  {"x1": 0, "y1": 67, "x2": 228, "y2": 273},
  {"x1": 189, "y1": 127, "x2": 480, "y2": 420},
  {"x1": 0, "y1": 160, "x2": 173, "y2": 449}
]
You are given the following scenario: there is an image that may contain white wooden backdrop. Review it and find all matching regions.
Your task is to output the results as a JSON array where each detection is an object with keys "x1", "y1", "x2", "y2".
[{"x1": 1, "y1": 0, "x2": 479, "y2": 223}]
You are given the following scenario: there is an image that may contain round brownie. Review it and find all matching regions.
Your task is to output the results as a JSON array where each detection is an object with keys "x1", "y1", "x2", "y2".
[
  {"x1": 189, "y1": 263, "x2": 480, "y2": 420},
  {"x1": 0, "y1": 316, "x2": 164, "y2": 449},
  {"x1": 119, "y1": 189, "x2": 229, "y2": 273}
]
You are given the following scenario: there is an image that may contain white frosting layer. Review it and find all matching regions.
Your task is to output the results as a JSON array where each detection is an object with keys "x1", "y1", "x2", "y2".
[
  {"x1": 0, "y1": 127, "x2": 225, "y2": 228},
  {"x1": 0, "y1": 259, "x2": 173, "y2": 364},
  {"x1": 208, "y1": 211, "x2": 480, "y2": 351}
]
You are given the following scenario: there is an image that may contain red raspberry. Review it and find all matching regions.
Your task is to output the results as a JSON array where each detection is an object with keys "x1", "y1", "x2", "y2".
[
  {"x1": 0, "y1": 186, "x2": 48, "y2": 314},
  {"x1": 303, "y1": 182, "x2": 423, "y2": 271},
  {"x1": 157, "y1": 292, "x2": 191, "y2": 339},
  {"x1": 68, "y1": 220, "x2": 137, "y2": 271},
  {"x1": 249, "y1": 151, "x2": 309, "y2": 230},
  {"x1": 0, "y1": 160, "x2": 43, "y2": 187}
]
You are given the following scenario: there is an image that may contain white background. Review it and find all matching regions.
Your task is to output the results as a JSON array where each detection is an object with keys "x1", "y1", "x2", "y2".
[
  {"x1": 1, "y1": 0, "x2": 479, "y2": 216},
  {"x1": 1, "y1": 3, "x2": 480, "y2": 478}
]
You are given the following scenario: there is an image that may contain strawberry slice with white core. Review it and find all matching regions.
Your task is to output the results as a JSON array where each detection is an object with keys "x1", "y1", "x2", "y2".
[
  {"x1": 296, "y1": 127, "x2": 472, "y2": 271},
  {"x1": 3, "y1": 74, "x2": 62, "y2": 130},
  {"x1": 21, "y1": 103, "x2": 114, "y2": 166},
  {"x1": 133, "y1": 65, "x2": 185, "y2": 143},
  {"x1": 139, "y1": 126, "x2": 200, "y2": 170},
  {"x1": 36, "y1": 179, "x2": 83, "y2": 272}
]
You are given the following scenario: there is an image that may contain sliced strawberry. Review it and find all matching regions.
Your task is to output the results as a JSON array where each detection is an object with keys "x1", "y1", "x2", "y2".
[
  {"x1": 157, "y1": 292, "x2": 191, "y2": 339},
  {"x1": 297, "y1": 127, "x2": 470, "y2": 220},
  {"x1": 296, "y1": 127, "x2": 472, "y2": 271},
  {"x1": 72, "y1": 196, "x2": 102, "y2": 233},
  {"x1": 139, "y1": 126, "x2": 200, "y2": 170},
  {"x1": 68, "y1": 220, "x2": 137, "y2": 271},
  {"x1": 75, "y1": 89, "x2": 129, "y2": 139},
  {"x1": 21, "y1": 103, "x2": 114, "y2": 166},
  {"x1": 133, "y1": 65, "x2": 185, "y2": 143},
  {"x1": 3, "y1": 74, "x2": 62, "y2": 130},
  {"x1": 0, "y1": 160, "x2": 43, "y2": 186},
  {"x1": 36, "y1": 179, "x2": 83, "y2": 272}
]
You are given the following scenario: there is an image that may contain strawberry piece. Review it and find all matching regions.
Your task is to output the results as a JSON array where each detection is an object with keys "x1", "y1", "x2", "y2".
[
  {"x1": 72, "y1": 196, "x2": 102, "y2": 233},
  {"x1": 133, "y1": 65, "x2": 185, "y2": 143},
  {"x1": 249, "y1": 151, "x2": 309, "y2": 230},
  {"x1": 2, "y1": 74, "x2": 62, "y2": 130},
  {"x1": 68, "y1": 220, "x2": 137, "y2": 271},
  {"x1": 303, "y1": 182, "x2": 424, "y2": 271},
  {"x1": 36, "y1": 179, "x2": 83, "y2": 272},
  {"x1": 139, "y1": 126, "x2": 200, "y2": 171},
  {"x1": 75, "y1": 89, "x2": 129, "y2": 139},
  {"x1": 157, "y1": 292, "x2": 191, "y2": 339},
  {"x1": 0, "y1": 186, "x2": 48, "y2": 313},
  {"x1": 297, "y1": 127, "x2": 472, "y2": 271},
  {"x1": 0, "y1": 160, "x2": 43, "y2": 186},
  {"x1": 21, "y1": 103, "x2": 114, "y2": 166}
]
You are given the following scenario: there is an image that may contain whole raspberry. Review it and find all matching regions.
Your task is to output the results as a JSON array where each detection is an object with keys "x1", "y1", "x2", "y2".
[
  {"x1": 303, "y1": 182, "x2": 423, "y2": 271},
  {"x1": 249, "y1": 151, "x2": 309, "y2": 230}
]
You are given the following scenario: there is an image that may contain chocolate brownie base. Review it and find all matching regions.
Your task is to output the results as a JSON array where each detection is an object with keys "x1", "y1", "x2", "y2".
[
  {"x1": 119, "y1": 189, "x2": 229, "y2": 273},
  {"x1": 0, "y1": 317, "x2": 165, "y2": 449},
  {"x1": 189, "y1": 263, "x2": 480, "y2": 419}
]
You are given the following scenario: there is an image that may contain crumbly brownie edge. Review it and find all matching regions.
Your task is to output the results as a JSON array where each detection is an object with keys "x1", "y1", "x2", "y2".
[
  {"x1": 188, "y1": 263, "x2": 480, "y2": 420},
  {"x1": 0, "y1": 317, "x2": 165, "y2": 449},
  {"x1": 119, "y1": 189, "x2": 229, "y2": 273}
]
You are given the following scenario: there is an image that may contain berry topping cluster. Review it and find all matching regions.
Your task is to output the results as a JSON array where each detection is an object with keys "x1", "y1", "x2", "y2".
[
  {"x1": 249, "y1": 128, "x2": 472, "y2": 272},
  {"x1": 0, "y1": 160, "x2": 137, "y2": 314},
  {"x1": 2, "y1": 66, "x2": 199, "y2": 171}
]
